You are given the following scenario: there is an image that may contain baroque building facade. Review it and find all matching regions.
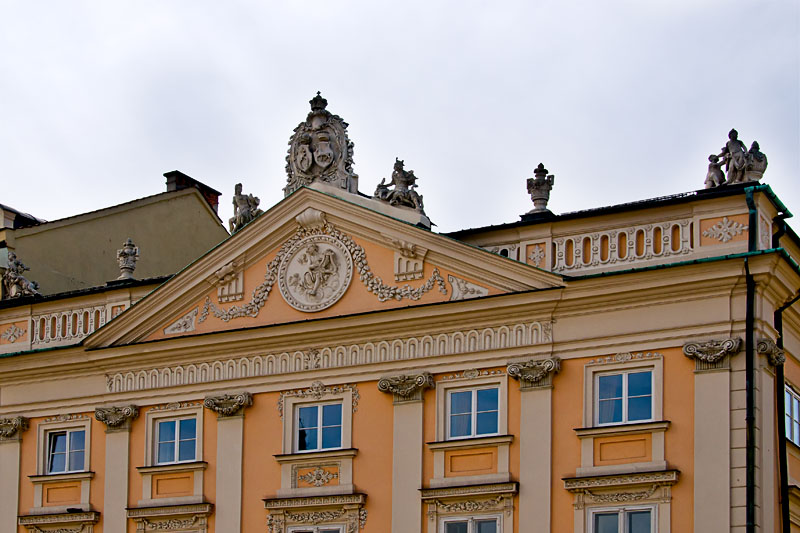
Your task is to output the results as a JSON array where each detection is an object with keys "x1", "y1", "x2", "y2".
[{"x1": 0, "y1": 97, "x2": 798, "y2": 533}]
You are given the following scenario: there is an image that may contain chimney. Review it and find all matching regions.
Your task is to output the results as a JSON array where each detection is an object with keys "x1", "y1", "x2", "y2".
[{"x1": 164, "y1": 170, "x2": 221, "y2": 213}]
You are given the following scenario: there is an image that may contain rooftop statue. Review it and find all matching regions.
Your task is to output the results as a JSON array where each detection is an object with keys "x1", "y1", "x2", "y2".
[
  {"x1": 116, "y1": 238, "x2": 140, "y2": 280},
  {"x1": 2, "y1": 251, "x2": 40, "y2": 299},
  {"x1": 285, "y1": 92, "x2": 358, "y2": 196},
  {"x1": 706, "y1": 129, "x2": 767, "y2": 188},
  {"x1": 373, "y1": 158, "x2": 426, "y2": 214},
  {"x1": 526, "y1": 163, "x2": 555, "y2": 213},
  {"x1": 229, "y1": 183, "x2": 263, "y2": 233}
]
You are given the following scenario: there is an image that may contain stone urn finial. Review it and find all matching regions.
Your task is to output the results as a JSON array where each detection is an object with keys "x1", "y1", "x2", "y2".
[
  {"x1": 116, "y1": 238, "x2": 139, "y2": 280},
  {"x1": 526, "y1": 163, "x2": 555, "y2": 213}
]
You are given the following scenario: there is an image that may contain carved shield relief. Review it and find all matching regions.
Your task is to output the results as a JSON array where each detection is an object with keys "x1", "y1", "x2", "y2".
[{"x1": 278, "y1": 235, "x2": 354, "y2": 312}]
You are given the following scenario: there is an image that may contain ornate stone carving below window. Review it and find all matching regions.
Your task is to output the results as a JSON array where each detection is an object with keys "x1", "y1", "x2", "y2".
[
  {"x1": 564, "y1": 470, "x2": 678, "y2": 510},
  {"x1": 18, "y1": 511, "x2": 100, "y2": 533},
  {"x1": 126, "y1": 503, "x2": 211, "y2": 532},
  {"x1": 0, "y1": 415, "x2": 29, "y2": 441},
  {"x1": 421, "y1": 483, "x2": 517, "y2": 525},
  {"x1": 264, "y1": 493, "x2": 367, "y2": 533},
  {"x1": 95, "y1": 405, "x2": 139, "y2": 431},
  {"x1": 683, "y1": 337, "x2": 742, "y2": 364},
  {"x1": 378, "y1": 372, "x2": 434, "y2": 402},
  {"x1": 297, "y1": 466, "x2": 339, "y2": 487},
  {"x1": 507, "y1": 357, "x2": 561, "y2": 389},
  {"x1": 203, "y1": 392, "x2": 253, "y2": 418},
  {"x1": 278, "y1": 382, "x2": 359, "y2": 420},
  {"x1": 757, "y1": 338, "x2": 785, "y2": 366}
]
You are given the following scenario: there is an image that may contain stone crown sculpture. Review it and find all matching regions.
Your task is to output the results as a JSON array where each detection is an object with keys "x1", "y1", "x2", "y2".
[
  {"x1": 285, "y1": 92, "x2": 358, "y2": 196},
  {"x1": 526, "y1": 163, "x2": 555, "y2": 213},
  {"x1": 705, "y1": 129, "x2": 767, "y2": 189},
  {"x1": 373, "y1": 158, "x2": 426, "y2": 214}
]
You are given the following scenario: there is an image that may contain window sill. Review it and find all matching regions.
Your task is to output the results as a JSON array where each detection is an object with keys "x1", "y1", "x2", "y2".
[
  {"x1": 29, "y1": 471, "x2": 95, "y2": 482},
  {"x1": 574, "y1": 420, "x2": 670, "y2": 438},
  {"x1": 274, "y1": 448, "x2": 357, "y2": 464},
  {"x1": 136, "y1": 461, "x2": 207, "y2": 474},
  {"x1": 427, "y1": 435, "x2": 513, "y2": 451}
]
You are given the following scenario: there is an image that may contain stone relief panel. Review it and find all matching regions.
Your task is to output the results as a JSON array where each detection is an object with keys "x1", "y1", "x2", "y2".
[
  {"x1": 448, "y1": 275, "x2": 489, "y2": 301},
  {"x1": 163, "y1": 308, "x2": 198, "y2": 335},
  {"x1": 699, "y1": 215, "x2": 749, "y2": 245},
  {"x1": 1, "y1": 323, "x2": 26, "y2": 343},
  {"x1": 526, "y1": 243, "x2": 547, "y2": 268},
  {"x1": 264, "y1": 494, "x2": 367, "y2": 533},
  {"x1": 107, "y1": 320, "x2": 551, "y2": 393},
  {"x1": 278, "y1": 235, "x2": 354, "y2": 312}
]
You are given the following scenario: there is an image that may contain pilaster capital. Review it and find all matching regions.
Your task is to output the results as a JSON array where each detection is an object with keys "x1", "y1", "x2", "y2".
[
  {"x1": 95, "y1": 404, "x2": 139, "y2": 432},
  {"x1": 682, "y1": 337, "x2": 742, "y2": 364},
  {"x1": 507, "y1": 357, "x2": 560, "y2": 389},
  {"x1": 378, "y1": 372, "x2": 435, "y2": 403},
  {"x1": 0, "y1": 416, "x2": 29, "y2": 442},
  {"x1": 757, "y1": 338, "x2": 785, "y2": 366},
  {"x1": 204, "y1": 391, "x2": 253, "y2": 418}
]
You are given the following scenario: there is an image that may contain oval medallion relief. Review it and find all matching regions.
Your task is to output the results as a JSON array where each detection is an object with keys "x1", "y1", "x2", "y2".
[{"x1": 278, "y1": 235, "x2": 353, "y2": 312}]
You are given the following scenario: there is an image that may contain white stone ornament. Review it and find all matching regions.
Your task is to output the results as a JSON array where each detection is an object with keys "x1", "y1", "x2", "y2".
[{"x1": 278, "y1": 235, "x2": 353, "y2": 312}]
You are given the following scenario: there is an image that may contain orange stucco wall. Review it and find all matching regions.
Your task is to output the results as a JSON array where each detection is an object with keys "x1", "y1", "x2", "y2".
[{"x1": 147, "y1": 235, "x2": 502, "y2": 342}]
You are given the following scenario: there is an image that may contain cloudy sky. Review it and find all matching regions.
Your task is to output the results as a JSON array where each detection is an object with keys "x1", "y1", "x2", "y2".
[{"x1": 1, "y1": 1, "x2": 797, "y2": 234}]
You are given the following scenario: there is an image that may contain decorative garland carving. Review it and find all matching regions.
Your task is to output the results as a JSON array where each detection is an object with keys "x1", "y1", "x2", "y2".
[
  {"x1": 757, "y1": 338, "x2": 785, "y2": 366},
  {"x1": 441, "y1": 368, "x2": 505, "y2": 382},
  {"x1": 377, "y1": 372, "x2": 434, "y2": 400},
  {"x1": 507, "y1": 357, "x2": 560, "y2": 387},
  {"x1": 1, "y1": 324, "x2": 25, "y2": 342},
  {"x1": 433, "y1": 496, "x2": 503, "y2": 512},
  {"x1": 141, "y1": 517, "x2": 198, "y2": 530},
  {"x1": 28, "y1": 527, "x2": 84, "y2": 533},
  {"x1": 44, "y1": 414, "x2": 89, "y2": 423},
  {"x1": 0, "y1": 415, "x2": 29, "y2": 439},
  {"x1": 297, "y1": 466, "x2": 338, "y2": 487},
  {"x1": 199, "y1": 210, "x2": 446, "y2": 323},
  {"x1": 278, "y1": 381, "x2": 359, "y2": 419},
  {"x1": 683, "y1": 338, "x2": 742, "y2": 363},
  {"x1": 203, "y1": 392, "x2": 253, "y2": 417},
  {"x1": 286, "y1": 510, "x2": 345, "y2": 524},
  {"x1": 94, "y1": 405, "x2": 138, "y2": 429},
  {"x1": 585, "y1": 485, "x2": 658, "y2": 503},
  {"x1": 151, "y1": 402, "x2": 202, "y2": 412},
  {"x1": 589, "y1": 352, "x2": 661, "y2": 365}
]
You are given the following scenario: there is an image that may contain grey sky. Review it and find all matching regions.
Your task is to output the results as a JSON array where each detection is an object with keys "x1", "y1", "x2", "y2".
[{"x1": 1, "y1": 1, "x2": 798, "y2": 234}]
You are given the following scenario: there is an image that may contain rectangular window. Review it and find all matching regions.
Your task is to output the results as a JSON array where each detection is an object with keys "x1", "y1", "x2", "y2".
[
  {"x1": 295, "y1": 403, "x2": 343, "y2": 452},
  {"x1": 591, "y1": 507, "x2": 653, "y2": 533},
  {"x1": 288, "y1": 527, "x2": 343, "y2": 533},
  {"x1": 442, "y1": 517, "x2": 499, "y2": 533},
  {"x1": 156, "y1": 418, "x2": 197, "y2": 464},
  {"x1": 787, "y1": 386, "x2": 800, "y2": 446},
  {"x1": 47, "y1": 429, "x2": 85, "y2": 474},
  {"x1": 448, "y1": 387, "x2": 499, "y2": 439},
  {"x1": 596, "y1": 370, "x2": 653, "y2": 425}
]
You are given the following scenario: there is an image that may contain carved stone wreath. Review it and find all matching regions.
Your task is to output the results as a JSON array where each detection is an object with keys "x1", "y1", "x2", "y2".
[
  {"x1": 200, "y1": 210, "x2": 446, "y2": 322},
  {"x1": 683, "y1": 337, "x2": 742, "y2": 363},
  {"x1": 278, "y1": 234, "x2": 353, "y2": 312},
  {"x1": 297, "y1": 466, "x2": 339, "y2": 487}
]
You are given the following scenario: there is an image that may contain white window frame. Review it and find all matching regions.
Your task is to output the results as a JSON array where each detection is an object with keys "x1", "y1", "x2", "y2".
[
  {"x1": 144, "y1": 404, "x2": 204, "y2": 467},
  {"x1": 281, "y1": 387, "x2": 354, "y2": 455},
  {"x1": 587, "y1": 504, "x2": 656, "y2": 532},
  {"x1": 594, "y1": 369, "x2": 654, "y2": 426},
  {"x1": 786, "y1": 385, "x2": 800, "y2": 446},
  {"x1": 446, "y1": 386, "x2": 501, "y2": 440},
  {"x1": 440, "y1": 513, "x2": 502, "y2": 533},
  {"x1": 46, "y1": 428, "x2": 86, "y2": 474},
  {"x1": 37, "y1": 416, "x2": 92, "y2": 475},
  {"x1": 293, "y1": 401, "x2": 344, "y2": 453},
  {"x1": 154, "y1": 416, "x2": 198, "y2": 465},
  {"x1": 584, "y1": 357, "x2": 662, "y2": 429},
  {"x1": 436, "y1": 374, "x2": 508, "y2": 442},
  {"x1": 287, "y1": 526, "x2": 345, "y2": 533}
]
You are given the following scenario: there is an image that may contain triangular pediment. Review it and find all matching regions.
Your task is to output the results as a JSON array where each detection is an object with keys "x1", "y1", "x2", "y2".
[{"x1": 85, "y1": 188, "x2": 564, "y2": 348}]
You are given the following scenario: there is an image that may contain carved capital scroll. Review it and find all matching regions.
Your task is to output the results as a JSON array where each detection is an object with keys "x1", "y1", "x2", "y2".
[
  {"x1": 95, "y1": 405, "x2": 139, "y2": 432},
  {"x1": 378, "y1": 372, "x2": 435, "y2": 402},
  {"x1": 757, "y1": 338, "x2": 785, "y2": 366},
  {"x1": 0, "y1": 416, "x2": 29, "y2": 441},
  {"x1": 682, "y1": 337, "x2": 742, "y2": 364},
  {"x1": 507, "y1": 357, "x2": 561, "y2": 389},
  {"x1": 203, "y1": 392, "x2": 253, "y2": 418}
]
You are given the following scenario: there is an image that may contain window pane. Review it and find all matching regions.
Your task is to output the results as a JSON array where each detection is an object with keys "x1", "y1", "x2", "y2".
[
  {"x1": 476, "y1": 519, "x2": 498, "y2": 533},
  {"x1": 179, "y1": 418, "x2": 196, "y2": 440},
  {"x1": 628, "y1": 371, "x2": 652, "y2": 396},
  {"x1": 178, "y1": 439, "x2": 195, "y2": 461},
  {"x1": 628, "y1": 510, "x2": 651, "y2": 533},
  {"x1": 298, "y1": 406, "x2": 318, "y2": 429},
  {"x1": 477, "y1": 411, "x2": 499, "y2": 435},
  {"x1": 628, "y1": 396, "x2": 652, "y2": 421},
  {"x1": 477, "y1": 388, "x2": 498, "y2": 412},
  {"x1": 298, "y1": 428, "x2": 318, "y2": 451},
  {"x1": 795, "y1": 422, "x2": 800, "y2": 445},
  {"x1": 593, "y1": 512, "x2": 619, "y2": 533},
  {"x1": 322, "y1": 404, "x2": 342, "y2": 427},
  {"x1": 321, "y1": 426, "x2": 341, "y2": 449},
  {"x1": 788, "y1": 414, "x2": 793, "y2": 439},
  {"x1": 69, "y1": 450, "x2": 84, "y2": 471},
  {"x1": 598, "y1": 398, "x2": 623, "y2": 424},
  {"x1": 450, "y1": 391, "x2": 472, "y2": 415},
  {"x1": 49, "y1": 452, "x2": 66, "y2": 473},
  {"x1": 70, "y1": 430, "x2": 85, "y2": 452},
  {"x1": 450, "y1": 413, "x2": 471, "y2": 437},
  {"x1": 50, "y1": 432, "x2": 67, "y2": 454},
  {"x1": 158, "y1": 441, "x2": 174, "y2": 463},
  {"x1": 158, "y1": 420, "x2": 176, "y2": 442},
  {"x1": 795, "y1": 397, "x2": 800, "y2": 420},
  {"x1": 598, "y1": 374, "x2": 622, "y2": 400},
  {"x1": 445, "y1": 522, "x2": 468, "y2": 533}
]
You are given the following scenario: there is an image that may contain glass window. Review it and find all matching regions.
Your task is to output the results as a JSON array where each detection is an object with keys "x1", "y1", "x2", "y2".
[
  {"x1": 448, "y1": 387, "x2": 499, "y2": 439},
  {"x1": 787, "y1": 386, "x2": 800, "y2": 446},
  {"x1": 156, "y1": 418, "x2": 196, "y2": 464},
  {"x1": 47, "y1": 429, "x2": 85, "y2": 473},
  {"x1": 295, "y1": 403, "x2": 343, "y2": 452},
  {"x1": 591, "y1": 508, "x2": 652, "y2": 533},
  {"x1": 287, "y1": 527, "x2": 343, "y2": 533},
  {"x1": 443, "y1": 517, "x2": 499, "y2": 533},
  {"x1": 596, "y1": 370, "x2": 652, "y2": 425}
]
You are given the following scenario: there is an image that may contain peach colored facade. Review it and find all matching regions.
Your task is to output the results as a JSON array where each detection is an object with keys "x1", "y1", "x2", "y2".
[{"x1": 1, "y1": 180, "x2": 799, "y2": 533}]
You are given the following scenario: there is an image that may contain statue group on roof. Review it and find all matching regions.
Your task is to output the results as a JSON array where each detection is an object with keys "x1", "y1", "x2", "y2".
[
  {"x1": 705, "y1": 129, "x2": 768, "y2": 189},
  {"x1": 2, "y1": 252, "x2": 40, "y2": 299},
  {"x1": 229, "y1": 183, "x2": 263, "y2": 233},
  {"x1": 374, "y1": 158, "x2": 426, "y2": 214}
]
